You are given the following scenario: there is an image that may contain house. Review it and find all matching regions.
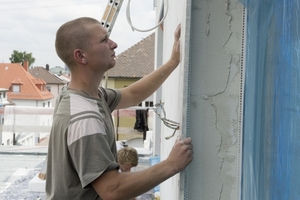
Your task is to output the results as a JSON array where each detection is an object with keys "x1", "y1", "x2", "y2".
[
  {"x1": 0, "y1": 88, "x2": 14, "y2": 107},
  {"x1": 0, "y1": 61, "x2": 54, "y2": 107},
  {"x1": 104, "y1": 33, "x2": 155, "y2": 142},
  {"x1": 29, "y1": 65, "x2": 67, "y2": 107},
  {"x1": 0, "y1": 88, "x2": 14, "y2": 145},
  {"x1": 0, "y1": 61, "x2": 54, "y2": 146},
  {"x1": 104, "y1": 32, "x2": 155, "y2": 107}
]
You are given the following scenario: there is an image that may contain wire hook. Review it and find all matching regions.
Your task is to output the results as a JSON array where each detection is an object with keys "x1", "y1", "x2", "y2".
[{"x1": 152, "y1": 100, "x2": 180, "y2": 140}]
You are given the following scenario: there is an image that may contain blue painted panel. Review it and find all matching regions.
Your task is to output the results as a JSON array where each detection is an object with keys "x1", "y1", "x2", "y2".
[{"x1": 240, "y1": 0, "x2": 300, "y2": 199}]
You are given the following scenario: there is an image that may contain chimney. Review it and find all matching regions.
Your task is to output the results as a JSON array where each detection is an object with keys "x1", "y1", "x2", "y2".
[
  {"x1": 23, "y1": 60, "x2": 29, "y2": 71},
  {"x1": 46, "y1": 64, "x2": 49, "y2": 71}
]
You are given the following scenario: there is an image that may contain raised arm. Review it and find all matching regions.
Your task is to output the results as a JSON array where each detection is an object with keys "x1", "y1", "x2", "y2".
[
  {"x1": 116, "y1": 24, "x2": 182, "y2": 109},
  {"x1": 91, "y1": 136, "x2": 193, "y2": 200}
]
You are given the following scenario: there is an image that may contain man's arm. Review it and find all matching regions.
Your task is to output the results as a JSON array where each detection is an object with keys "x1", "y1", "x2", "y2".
[
  {"x1": 116, "y1": 24, "x2": 181, "y2": 109},
  {"x1": 92, "y1": 137, "x2": 193, "y2": 200}
]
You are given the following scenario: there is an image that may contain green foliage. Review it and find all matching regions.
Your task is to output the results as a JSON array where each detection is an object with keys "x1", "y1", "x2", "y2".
[{"x1": 9, "y1": 50, "x2": 36, "y2": 67}]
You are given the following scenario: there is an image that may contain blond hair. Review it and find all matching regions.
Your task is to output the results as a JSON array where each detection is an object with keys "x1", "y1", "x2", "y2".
[{"x1": 117, "y1": 147, "x2": 138, "y2": 167}]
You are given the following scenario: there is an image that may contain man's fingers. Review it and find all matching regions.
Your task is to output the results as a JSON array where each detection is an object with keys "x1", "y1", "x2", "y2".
[
  {"x1": 174, "y1": 23, "x2": 181, "y2": 40},
  {"x1": 181, "y1": 137, "x2": 192, "y2": 144},
  {"x1": 177, "y1": 137, "x2": 193, "y2": 152},
  {"x1": 176, "y1": 135, "x2": 182, "y2": 143}
]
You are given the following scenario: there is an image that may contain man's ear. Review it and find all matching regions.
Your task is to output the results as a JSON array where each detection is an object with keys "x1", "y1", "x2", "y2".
[{"x1": 74, "y1": 49, "x2": 87, "y2": 64}]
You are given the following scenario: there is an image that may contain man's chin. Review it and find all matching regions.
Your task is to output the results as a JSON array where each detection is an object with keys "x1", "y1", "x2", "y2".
[{"x1": 109, "y1": 61, "x2": 116, "y2": 69}]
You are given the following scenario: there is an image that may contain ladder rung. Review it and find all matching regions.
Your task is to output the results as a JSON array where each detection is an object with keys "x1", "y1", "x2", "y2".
[{"x1": 101, "y1": 0, "x2": 124, "y2": 35}]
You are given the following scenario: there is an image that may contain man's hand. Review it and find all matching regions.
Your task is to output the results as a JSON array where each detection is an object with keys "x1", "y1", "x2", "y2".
[
  {"x1": 170, "y1": 24, "x2": 181, "y2": 65},
  {"x1": 167, "y1": 136, "x2": 194, "y2": 173}
]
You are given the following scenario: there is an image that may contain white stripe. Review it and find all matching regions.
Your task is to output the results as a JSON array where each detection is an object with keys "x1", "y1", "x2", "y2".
[
  {"x1": 71, "y1": 111, "x2": 101, "y2": 122},
  {"x1": 67, "y1": 93, "x2": 106, "y2": 145},
  {"x1": 67, "y1": 117, "x2": 106, "y2": 146},
  {"x1": 69, "y1": 93, "x2": 99, "y2": 116}
]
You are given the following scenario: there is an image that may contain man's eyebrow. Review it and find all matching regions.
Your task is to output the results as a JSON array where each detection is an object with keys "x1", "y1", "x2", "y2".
[{"x1": 100, "y1": 34, "x2": 108, "y2": 41}]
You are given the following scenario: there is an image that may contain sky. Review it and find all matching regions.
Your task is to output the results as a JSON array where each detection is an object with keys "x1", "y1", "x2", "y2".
[{"x1": 0, "y1": 0, "x2": 156, "y2": 68}]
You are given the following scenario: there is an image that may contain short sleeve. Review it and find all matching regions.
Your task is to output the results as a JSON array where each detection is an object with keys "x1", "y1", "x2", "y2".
[{"x1": 102, "y1": 88, "x2": 121, "y2": 112}]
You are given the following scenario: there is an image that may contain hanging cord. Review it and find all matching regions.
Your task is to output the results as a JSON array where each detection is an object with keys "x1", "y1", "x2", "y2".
[
  {"x1": 126, "y1": 0, "x2": 169, "y2": 32},
  {"x1": 152, "y1": 100, "x2": 180, "y2": 140}
]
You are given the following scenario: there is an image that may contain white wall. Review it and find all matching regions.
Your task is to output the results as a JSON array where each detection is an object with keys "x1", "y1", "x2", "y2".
[
  {"x1": 153, "y1": 1, "x2": 189, "y2": 199},
  {"x1": 49, "y1": 83, "x2": 64, "y2": 107},
  {"x1": 12, "y1": 99, "x2": 52, "y2": 107},
  {"x1": 0, "y1": 90, "x2": 9, "y2": 105},
  {"x1": 2, "y1": 106, "x2": 54, "y2": 146}
]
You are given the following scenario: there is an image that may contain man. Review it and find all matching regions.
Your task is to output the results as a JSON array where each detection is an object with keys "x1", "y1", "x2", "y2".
[{"x1": 46, "y1": 17, "x2": 193, "y2": 200}]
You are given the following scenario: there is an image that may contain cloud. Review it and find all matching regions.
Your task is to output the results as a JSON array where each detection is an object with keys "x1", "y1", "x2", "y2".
[{"x1": 0, "y1": 0, "x2": 155, "y2": 68}]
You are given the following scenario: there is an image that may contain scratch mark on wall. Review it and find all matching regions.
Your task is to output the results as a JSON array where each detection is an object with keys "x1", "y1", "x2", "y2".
[
  {"x1": 231, "y1": 119, "x2": 238, "y2": 145},
  {"x1": 218, "y1": 153, "x2": 225, "y2": 200},
  {"x1": 200, "y1": 56, "x2": 232, "y2": 100},
  {"x1": 219, "y1": 183, "x2": 224, "y2": 200},
  {"x1": 210, "y1": 100, "x2": 220, "y2": 131},
  {"x1": 218, "y1": 169, "x2": 224, "y2": 200},
  {"x1": 218, "y1": 129, "x2": 223, "y2": 154},
  {"x1": 206, "y1": 12, "x2": 211, "y2": 36},
  {"x1": 223, "y1": 31, "x2": 233, "y2": 46},
  {"x1": 223, "y1": 0, "x2": 233, "y2": 46}
]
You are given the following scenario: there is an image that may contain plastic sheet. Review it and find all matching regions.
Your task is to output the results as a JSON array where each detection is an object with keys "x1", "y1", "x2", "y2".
[
  {"x1": 2, "y1": 106, "x2": 54, "y2": 145},
  {"x1": 240, "y1": 0, "x2": 300, "y2": 199},
  {"x1": 3, "y1": 106, "x2": 53, "y2": 132}
]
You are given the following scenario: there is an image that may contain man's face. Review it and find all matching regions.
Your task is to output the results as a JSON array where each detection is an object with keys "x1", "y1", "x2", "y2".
[
  {"x1": 84, "y1": 24, "x2": 118, "y2": 72},
  {"x1": 119, "y1": 163, "x2": 133, "y2": 172}
]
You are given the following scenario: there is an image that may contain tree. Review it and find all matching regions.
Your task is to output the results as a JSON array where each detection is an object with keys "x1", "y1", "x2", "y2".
[{"x1": 9, "y1": 50, "x2": 36, "y2": 67}]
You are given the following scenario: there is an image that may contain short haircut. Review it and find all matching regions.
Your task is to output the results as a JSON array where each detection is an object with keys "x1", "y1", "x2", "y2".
[
  {"x1": 117, "y1": 147, "x2": 139, "y2": 167},
  {"x1": 55, "y1": 17, "x2": 100, "y2": 67}
]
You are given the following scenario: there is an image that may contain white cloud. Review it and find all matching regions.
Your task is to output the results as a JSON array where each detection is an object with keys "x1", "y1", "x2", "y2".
[{"x1": 0, "y1": 0, "x2": 156, "y2": 68}]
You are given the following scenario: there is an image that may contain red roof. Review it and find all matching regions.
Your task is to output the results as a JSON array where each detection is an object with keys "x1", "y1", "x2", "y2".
[{"x1": 0, "y1": 63, "x2": 54, "y2": 100}]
